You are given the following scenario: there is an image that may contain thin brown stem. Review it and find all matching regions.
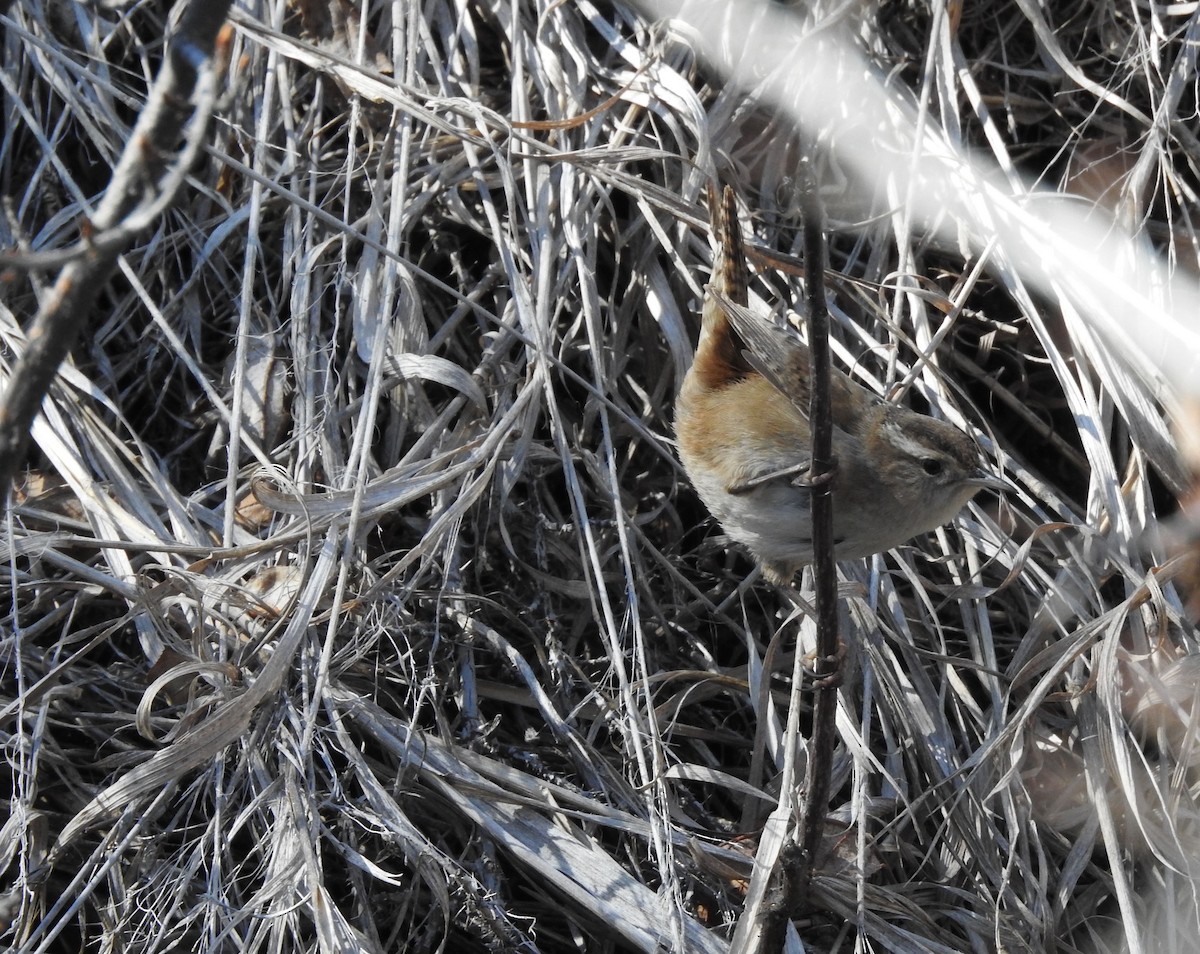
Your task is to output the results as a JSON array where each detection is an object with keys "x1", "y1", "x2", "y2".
[{"x1": 795, "y1": 143, "x2": 839, "y2": 913}]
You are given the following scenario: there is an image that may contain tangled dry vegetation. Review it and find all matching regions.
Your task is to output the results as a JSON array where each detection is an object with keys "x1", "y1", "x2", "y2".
[{"x1": 3, "y1": 0, "x2": 1200, "y2": 952}]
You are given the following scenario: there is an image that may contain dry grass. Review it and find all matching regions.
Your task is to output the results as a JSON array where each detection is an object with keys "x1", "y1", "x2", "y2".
[{"x1": 3, "y1": 0, "x2": 1200, "y2": 952}]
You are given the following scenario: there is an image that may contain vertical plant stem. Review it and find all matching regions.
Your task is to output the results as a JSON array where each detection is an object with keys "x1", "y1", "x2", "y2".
[{"x1": 796, "y1": 146, "x2": 838, "y2": 905}]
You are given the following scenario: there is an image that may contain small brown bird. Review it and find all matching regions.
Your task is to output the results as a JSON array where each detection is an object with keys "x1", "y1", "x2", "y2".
[{"x1": 675, "y1": 186, "x2": 1004, "y2": 584}]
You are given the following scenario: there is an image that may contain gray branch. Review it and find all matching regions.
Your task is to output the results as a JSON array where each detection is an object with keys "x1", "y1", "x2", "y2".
[{"x1": 0, "y1": 0, "x2": 234, "y2": 500}]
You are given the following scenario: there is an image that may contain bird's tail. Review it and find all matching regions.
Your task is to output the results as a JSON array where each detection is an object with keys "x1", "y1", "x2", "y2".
[{"x1": 693, "y1": 183, "x2": 753, "y2": 387}]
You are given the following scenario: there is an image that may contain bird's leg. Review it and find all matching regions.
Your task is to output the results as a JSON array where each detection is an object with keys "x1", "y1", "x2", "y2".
[
  {"x1": 726, "y1": 458, "x2": 814, "y2": 495},
  {"x1": 776, "y1": 586, "x2": 846, "y2": 688},
  {"x1": 790, "y1": 456, "x2": 838, "y2": 489},
  {"x1": 802, "y1": 636, "x2": 845, "y2": 690}
]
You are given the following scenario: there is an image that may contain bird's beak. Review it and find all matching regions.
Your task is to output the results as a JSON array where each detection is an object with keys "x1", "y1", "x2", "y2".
[{"x1": 967, "y1": 469, "x2": 1011, "y2": 493}]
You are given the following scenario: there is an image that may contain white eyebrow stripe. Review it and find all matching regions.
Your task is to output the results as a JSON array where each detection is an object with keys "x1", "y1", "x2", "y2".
[{"x1": 881, "y1": 420, "x2": 937, "y2": 459}]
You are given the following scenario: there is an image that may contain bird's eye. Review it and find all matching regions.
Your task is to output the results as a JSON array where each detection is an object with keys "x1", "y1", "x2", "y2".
[{"x1": 922, "y1": 458, "x2": 944, "y2": 477}]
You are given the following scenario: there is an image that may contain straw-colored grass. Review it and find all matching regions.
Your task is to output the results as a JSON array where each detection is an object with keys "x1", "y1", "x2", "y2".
[{"x1": 3, "y1": 1, "x2": 1199, "y2": 952}]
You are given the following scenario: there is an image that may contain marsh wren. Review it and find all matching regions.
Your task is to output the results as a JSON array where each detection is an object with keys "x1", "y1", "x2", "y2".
[{"x1": 675, "y1": 186, "x2": 1004, "y2": 584}]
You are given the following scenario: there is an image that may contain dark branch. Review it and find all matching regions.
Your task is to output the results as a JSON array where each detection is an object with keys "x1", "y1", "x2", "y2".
[
  {"x1": 0, "y1": 1, "x2": 234, "y2": 501},
  {"x1": 795, "y1": 142, "x2": 839, "y2": 912}
]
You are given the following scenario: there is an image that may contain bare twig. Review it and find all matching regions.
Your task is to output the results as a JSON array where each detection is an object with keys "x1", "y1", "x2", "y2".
[
  {"x1": 794, "y1": 144, "x2": 838, "y2": 915},
  {"x1": 752, "y1": 145, "x2": 838, "y2": 954},
  {"x1": 0, "y1": 0, "x2": 233, "y2": 499}
]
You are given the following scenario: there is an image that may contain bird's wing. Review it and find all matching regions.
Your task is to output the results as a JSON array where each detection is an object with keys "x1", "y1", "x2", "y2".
[{"x1": 710, "y1": 288, "x2": 880, "y2": 432}]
